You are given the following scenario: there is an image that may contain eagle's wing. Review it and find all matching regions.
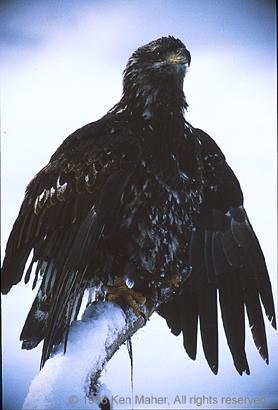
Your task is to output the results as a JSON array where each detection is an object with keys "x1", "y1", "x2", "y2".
[
  {"x1": 2, "y1": 116, "x2": 141, "y2": 366},
  {"x1": 158, "y1": 129, "x2": 276, "y2": 375}
]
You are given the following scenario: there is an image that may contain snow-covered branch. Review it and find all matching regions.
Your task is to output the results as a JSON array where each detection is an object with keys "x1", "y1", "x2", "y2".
[
  {"x1": 22, "y1": 299, "x2": 156, "y2": 410},
  {"x1": 22, "y1": 279, "x2": 179, "y2": 410}
]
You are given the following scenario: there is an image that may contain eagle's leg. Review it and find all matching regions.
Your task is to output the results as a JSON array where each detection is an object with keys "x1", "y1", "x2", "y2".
[{"x1": 107, "y1": 277, "x2": 146, "y2": 317}]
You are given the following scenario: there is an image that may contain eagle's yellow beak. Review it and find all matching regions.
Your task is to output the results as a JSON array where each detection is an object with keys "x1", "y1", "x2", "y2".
[{"x1": 168, "y1": 48, "x2": 191, "y2": 66}]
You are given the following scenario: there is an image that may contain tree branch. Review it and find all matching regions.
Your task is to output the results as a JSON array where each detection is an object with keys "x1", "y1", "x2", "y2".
[
  {"x1": 88, "y1": 297, "x2": 158, "y2": 407},
  {"x1": 22, "y1": 280, "x2": 180, "y2": 410}
]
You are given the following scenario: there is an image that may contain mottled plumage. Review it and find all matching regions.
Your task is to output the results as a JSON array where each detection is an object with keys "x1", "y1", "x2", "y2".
[{"x1": 1, "y1": 36, "x2": 276, "y2": 373}]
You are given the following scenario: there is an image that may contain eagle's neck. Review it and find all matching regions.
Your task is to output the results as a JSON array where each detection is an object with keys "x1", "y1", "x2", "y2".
[
  {"x1": 107, "y1": 77, "x2": 195, "y2": 177},
  {"x1": 112, "y1": 81, "x2": 188, "y2": 172},
  {"x1": 119, "y1": 81, "x2": 187, "y2": 122}
]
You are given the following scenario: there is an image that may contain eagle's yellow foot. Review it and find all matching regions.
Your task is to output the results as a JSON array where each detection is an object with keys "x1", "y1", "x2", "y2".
[{"x1": 107, "y1": 278, "x2": 146, "y2": 317}]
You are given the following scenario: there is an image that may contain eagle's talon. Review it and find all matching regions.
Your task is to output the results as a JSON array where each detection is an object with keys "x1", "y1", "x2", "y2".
[{"x1": 107, "y1": 278, "x2": 146, "y2": 317}]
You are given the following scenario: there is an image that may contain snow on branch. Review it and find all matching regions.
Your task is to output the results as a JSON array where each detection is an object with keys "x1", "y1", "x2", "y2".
[
  {"x1": 22, "y1": 280, "x2": 179, "y2": 410},
  {"x1": 22, "y1": 300, "x2": 153, "y2": 410}
]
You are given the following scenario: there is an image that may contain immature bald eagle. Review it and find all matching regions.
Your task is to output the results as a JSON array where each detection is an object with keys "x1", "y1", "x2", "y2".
[{"x1": 2, "y1": 36, "x2": 276, "y2": 374}]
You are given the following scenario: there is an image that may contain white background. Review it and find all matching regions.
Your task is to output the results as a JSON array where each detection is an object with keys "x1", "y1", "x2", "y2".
[{"x1": 1, "y1": 1, "x2": 277, "y2": 409}]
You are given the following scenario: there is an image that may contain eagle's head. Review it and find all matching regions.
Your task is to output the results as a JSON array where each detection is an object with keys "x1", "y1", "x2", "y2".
[
  {"x1": 123, "y1": 36, "x2": 191, "y2": 91},
  {"x1": 122, "y1": 36, "x2": 191, "y2": 115}
]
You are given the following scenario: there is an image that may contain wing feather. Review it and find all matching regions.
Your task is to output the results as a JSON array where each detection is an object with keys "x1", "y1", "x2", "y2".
[
  {"x1": 197, "y1": 231, "x2": 218, "y2": 374},
  {"x1": 218, "y1": 267, "x2": 249, "y2": 374},
  {"x1": 158, "y1": 127, "x2": 276, "y2": 374},
  {"x1": 180, "y1": 278, "x2": 199, "y2": 360},
  {"x1": 2, "y1": 117, "x2": 142, "y2": 365}
]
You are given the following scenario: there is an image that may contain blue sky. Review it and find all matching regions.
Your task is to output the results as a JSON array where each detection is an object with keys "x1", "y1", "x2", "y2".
[{"x1": 1, "y1": 1, "x2": 277, "y2": 409}]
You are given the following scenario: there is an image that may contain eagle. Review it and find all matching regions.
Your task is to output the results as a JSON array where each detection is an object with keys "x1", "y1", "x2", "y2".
[{"x1": 2, "y1": 36, "x2": 276, "y2": 375}]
